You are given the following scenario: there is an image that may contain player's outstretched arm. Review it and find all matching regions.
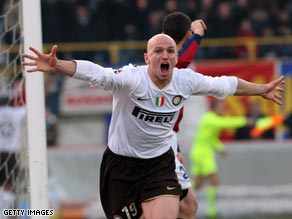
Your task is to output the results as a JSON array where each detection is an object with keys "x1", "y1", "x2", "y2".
[
  {"x1": 22, "y1": 45, "x2": 76, "y2": 77},
  {"x1": 235, "y1": 76, "x2": 285, "y2": 105}
]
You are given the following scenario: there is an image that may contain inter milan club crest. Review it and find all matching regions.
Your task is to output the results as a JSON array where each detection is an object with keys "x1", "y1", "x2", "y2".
[
  {"x1": 172, "y1": 95, "x2": 182, "y2": 106},
  {"x1": 155, "y1": 96, "x2": 165, "y2": 107}
]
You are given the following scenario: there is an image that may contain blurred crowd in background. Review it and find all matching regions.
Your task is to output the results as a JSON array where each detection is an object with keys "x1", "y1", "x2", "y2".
[
  {"x1": 38, "y1": 0, "x2": 292, "y2": 60},
  {"x1": 1, "y1": 0, "x2": 292, "y2": 61},
  {"x1": 38, "y1": 0, "x2": 292, "y2": 42}
]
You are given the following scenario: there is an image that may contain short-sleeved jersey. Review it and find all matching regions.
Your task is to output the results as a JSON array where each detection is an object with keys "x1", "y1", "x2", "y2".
[{"x1": 73, "y1": 61, "x2": 238, "y2": 158}]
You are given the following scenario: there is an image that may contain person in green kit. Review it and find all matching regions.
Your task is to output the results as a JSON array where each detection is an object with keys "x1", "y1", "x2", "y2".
[{"x1": 190, "y1": 99, "x2": 253, "y2": 219}]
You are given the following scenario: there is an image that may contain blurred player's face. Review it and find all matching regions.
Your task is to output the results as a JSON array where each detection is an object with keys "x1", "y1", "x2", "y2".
[{"x1": 144, "y1": 34, "x2": 178, "y2": 87}]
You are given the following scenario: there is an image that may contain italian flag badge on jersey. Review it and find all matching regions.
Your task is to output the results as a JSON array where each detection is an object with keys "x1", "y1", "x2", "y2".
[{"x1": 155, "y1": 96, "x2": 165, "y2": 107}]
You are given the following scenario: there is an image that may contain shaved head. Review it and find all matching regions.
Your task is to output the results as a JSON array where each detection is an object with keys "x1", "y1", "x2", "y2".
[
  {"x1": 147, "y1": 34, "x2": 177, "y2": 53},
  {"x1": 144, "y1": 33, "x2": 178, "y2": 89}
]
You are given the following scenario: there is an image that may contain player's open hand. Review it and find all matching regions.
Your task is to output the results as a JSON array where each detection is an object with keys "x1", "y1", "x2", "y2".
[
  {"x1": 261, "y1": 76, "x2": 285, "y2": 105},
  {"x1": 22, "y1": 45, "x2": 58, "y2": 73}
]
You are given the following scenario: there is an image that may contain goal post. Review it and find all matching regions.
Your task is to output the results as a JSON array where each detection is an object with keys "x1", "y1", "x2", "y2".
[
  {"x1": 1, "y1": 0, "x2": 48, "y2": 216},
  {"x1": 22, "y1": 0, "x2": 49, "y2": 214}
]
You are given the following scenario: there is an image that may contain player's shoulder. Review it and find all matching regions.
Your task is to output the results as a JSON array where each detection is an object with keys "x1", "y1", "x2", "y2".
[
  {"x1": 175, "y1": 67, "x2": 207, "y2": 79},
  {"x1": 113, "y1": 64, "x2": 148, "y2": 88},
  {"x1": 173, "y1": 67, "x2": 198, "y2": 80},
  {"x1": 203, "y1": 112, "x2": 219, "y2": 122},
  {"x1": 115, "y1": 63, "x2": 146, "y2": 75}
]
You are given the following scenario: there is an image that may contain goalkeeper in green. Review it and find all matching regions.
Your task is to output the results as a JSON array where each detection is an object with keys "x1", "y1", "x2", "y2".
[{"x1": 190, "y1": 100, "x2": 253, "y2": 219}]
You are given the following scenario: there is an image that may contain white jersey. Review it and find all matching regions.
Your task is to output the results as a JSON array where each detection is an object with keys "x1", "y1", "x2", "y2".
[
  {"x1": 0, "y1": 106, "x2": 26, "y2": 152},
  {"x1": 74, "y1": 61, "x2": 238, "y2": 158}
]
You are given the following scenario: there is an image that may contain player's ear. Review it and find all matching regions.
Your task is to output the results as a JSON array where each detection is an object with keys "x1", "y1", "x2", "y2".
[{"x1": 144, "y1": 53, "x2": 149, "y2": 64}]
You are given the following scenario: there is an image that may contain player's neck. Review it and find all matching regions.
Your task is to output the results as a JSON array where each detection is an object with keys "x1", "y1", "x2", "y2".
[{"x1": 148, "y1": 71, "x2": 172, "y2": 89}]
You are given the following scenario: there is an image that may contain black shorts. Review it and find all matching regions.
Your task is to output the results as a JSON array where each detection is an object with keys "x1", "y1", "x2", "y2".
[
  {"x1": 181, "y1": 188, "x2": 189, "y2": 200},
  {"x1": 100, "y1": 147, "x2": 181, "y2": 219}
]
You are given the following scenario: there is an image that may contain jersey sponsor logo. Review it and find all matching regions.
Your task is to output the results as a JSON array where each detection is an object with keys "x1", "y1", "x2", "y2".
[
  {"x1": 172, "y1": 95, "x2": 183, "y2": 106},
  {"x1": 132, "y1": 106, "x2": 175, "y2": 123},
  {"x1": 155, "y1": 96, "x2": 165, "y2": 107},
  {"x1": 166, "y1": 186, "x2": 177, "y2": 190}
]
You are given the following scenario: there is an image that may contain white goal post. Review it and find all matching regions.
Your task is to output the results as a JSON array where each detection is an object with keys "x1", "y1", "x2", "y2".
[{"x1": 22, "y1": 0, "x2": 49, "y2": 215}]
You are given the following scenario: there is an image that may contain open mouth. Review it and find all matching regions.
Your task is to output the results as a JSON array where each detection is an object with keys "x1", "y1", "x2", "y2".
[{"x1": 161, "y1": 63, "x2": 169, "y2": 73}]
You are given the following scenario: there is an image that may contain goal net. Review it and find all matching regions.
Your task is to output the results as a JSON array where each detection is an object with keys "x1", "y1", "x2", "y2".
[
  {"x1": 0, "y1": 0, "x2": 30, "y2": 213},
  {"x1": 1, "y1": 0, "x2": 48, "y2": 217}
]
